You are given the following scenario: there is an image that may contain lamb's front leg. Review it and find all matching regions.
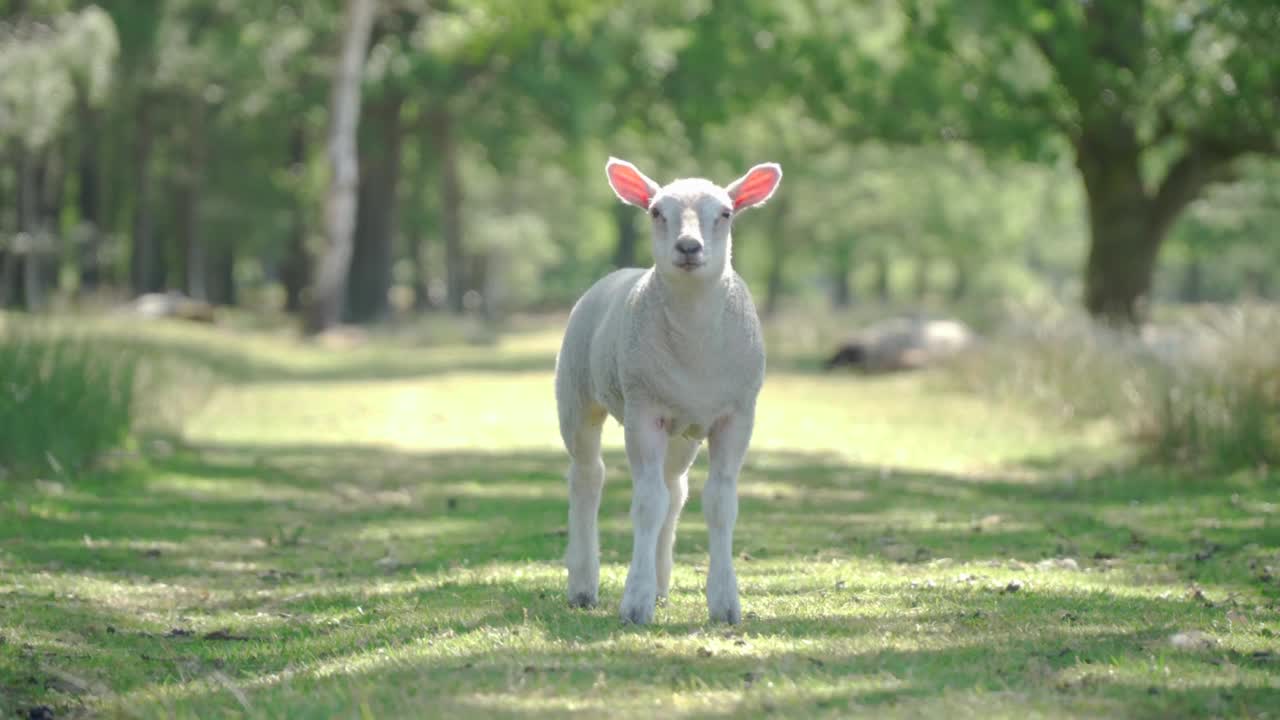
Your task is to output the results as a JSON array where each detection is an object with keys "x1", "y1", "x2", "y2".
[
  {"x1": 705, "y1": 409, "x2": 754, "y2": 624},
  {"x1": 619, "y1": 407, "x2": 669, "y2": 625}
]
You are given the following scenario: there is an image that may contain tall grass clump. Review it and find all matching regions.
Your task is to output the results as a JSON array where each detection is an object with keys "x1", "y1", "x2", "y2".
[
  {"x1": 1140, "y1": 306, "x2": 1280, "y2": 468},
  {"x1": 950, "y1": 302, "x2": 1280, "y2": 471},
  {"x1": 0, "y1": 322, "x2": 139, "y2": 480}
]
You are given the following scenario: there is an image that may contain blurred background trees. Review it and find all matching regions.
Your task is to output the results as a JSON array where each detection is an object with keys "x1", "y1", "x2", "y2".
[{"x1": 1, "y1": 0, "x2": 1276, "y2": 329}]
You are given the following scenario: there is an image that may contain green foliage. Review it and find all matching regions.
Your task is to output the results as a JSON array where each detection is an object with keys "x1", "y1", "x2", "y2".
[
  {"x1": 865, "y1": 0, "x2": 1280, "y2": 156},
  {"x1": 1162, "y1": 160, "x2": 1280, "y2": 300},
  {"x1": 787, "y1": 0, "x2": 1280, "y2": 320},
  {"x1": 2, "y1": 0, "x2": 1277, "y2": 318},
  {"x1": 0, "y1": 320, "x2": 137, "y2": 480},
  {"x1": 0, "y1": 6, "x2": 117, "y2": 149}
]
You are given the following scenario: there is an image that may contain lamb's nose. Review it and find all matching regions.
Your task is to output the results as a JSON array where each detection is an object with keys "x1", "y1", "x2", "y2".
[{"x1": 675, "y1": 238, "x2": 703, "y2": 256}]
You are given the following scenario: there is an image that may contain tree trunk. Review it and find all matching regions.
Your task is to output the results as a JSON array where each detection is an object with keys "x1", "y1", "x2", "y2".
[
  {"x1": 830, "y1": 239, "x2": 852, "y2": 308},
  {"x1": 763, "y1": 248, "x2": 784, "y2": 316},
  {"x1": 281, "y1": 126, "x2": 310, "y2": 313},
  {"x1": 179, "y1": 97, "x2": 208, "y2": 300},
  {"x1": 1082, "y1": 222, "x2": 1163, "y2": 324},
  {"x1": 950, "y1": 259, "x2": 970, "y2": 301},
  {"x1": 130, "y1": 99, "x2": 162, "y2": 295},
  {"x1": 33, "y1": 141, "x2": 67, "y2": 308},
  {"x1": 0, "y1": 146, "x2": 25, "y2": 307},
  {"x1": 467, "y1": 252, "x2": 489, "y2": 318},
  {"x1": 912, "y1": 255, "x2": 930, "y2": 301},
  {"x1": 345, "y1": 91, "x2": 403, "y2": 324},
  {"x1": 1076, "y1": 130, "x2": 1230, "y2": 324},
  {"x1": 409, "y1": 220, "x2": 431, "y2": 310},
  {"x1": 873, "y1": 249, "x2": 890, "y2": 302},
  {"x1": 207, "y1": 241, "x2": 236, "y2": 306},
  {"x1": 12, "y1": 148, "x2": 34, "y2": 309},
  {"x1": 612, "y1": 201, "x2": 638, "y2": 268},
  {"x1": 5, "y1": 145, "x2": 39, "y2": 309},
  {"x1": 22, "y1": 234, "x2": 44, "y2": 310},
  {"x1": 0, "y1": 253, "x2": 13, "y2": 308},
  {"x1": 1077, "y1": 141, "x2": 1161, "y2": 324},
  {"x1": 76, "y1": 94, "x2": 104, "y2": 293},
  {"x1": 429, "y1": 108, "x2": 466, "y2": 314},
  {"x1": 303, "y1": 0, "x2": 378, "y2": 335},
  {"x1": 762, "y1": 197, "x2": 789, "y2": 316},
  {"x1": 1180, "y1": 253, "x2": 1203, "y2": 303},
  {"x1": 1250, "y1": 270, "x2": 1271, "y2": 299}
]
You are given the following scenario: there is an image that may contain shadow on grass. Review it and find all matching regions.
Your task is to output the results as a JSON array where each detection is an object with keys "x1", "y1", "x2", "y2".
[
  {"x1": 2, "y1": 441, "x2": 1277, "y2": 716},
  {"x1": 8, "y1": 442, "x2": 1277, "y2": 595}
]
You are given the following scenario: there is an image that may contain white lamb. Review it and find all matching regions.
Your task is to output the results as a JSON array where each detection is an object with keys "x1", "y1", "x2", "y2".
[{"x1": 554, "y1": 157, "x2": 782, "y2": 624}]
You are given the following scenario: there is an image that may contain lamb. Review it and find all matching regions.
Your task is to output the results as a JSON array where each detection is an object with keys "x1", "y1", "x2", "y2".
[{"x1": 554, "y1": 156, "x2": 782, "y2": 624}]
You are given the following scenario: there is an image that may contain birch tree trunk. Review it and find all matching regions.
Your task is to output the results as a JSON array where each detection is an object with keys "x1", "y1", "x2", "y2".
[{"x1": 303, "y1": 0, "x2": 377, "y2": 334}]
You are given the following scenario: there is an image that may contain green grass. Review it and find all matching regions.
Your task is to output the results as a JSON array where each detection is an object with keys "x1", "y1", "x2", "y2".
[
  {"x1": 947, "y1": 303, "x2": 1280, "y2": 471},
  {"x1": 0, "y1": 320, "x2": 139, "y2": 479},
  {"x1": 1, "y1": 318, "x2": 1278, "y2": 718}
]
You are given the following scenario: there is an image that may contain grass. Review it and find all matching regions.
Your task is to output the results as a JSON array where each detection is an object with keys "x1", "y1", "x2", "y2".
[
  {"x1": 948, "y1": 302, "x2": 1280, "y2": 471},
  {"x1": 1, "y1": 316, "x2": 1278, "y2": 718},
  {"x1": 0, "y1": 320, "x2": 139, "y2": 480}
]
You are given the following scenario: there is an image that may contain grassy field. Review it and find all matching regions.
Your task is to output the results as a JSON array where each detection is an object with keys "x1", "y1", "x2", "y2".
[{"x1": 2, "y1": 317, "x2": 1278, "y2": 718}]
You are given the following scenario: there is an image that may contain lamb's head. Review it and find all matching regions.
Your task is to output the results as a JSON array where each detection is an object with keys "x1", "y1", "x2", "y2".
[{"x1": 606, "y1": 157, "x2": 782, "y2": 282}]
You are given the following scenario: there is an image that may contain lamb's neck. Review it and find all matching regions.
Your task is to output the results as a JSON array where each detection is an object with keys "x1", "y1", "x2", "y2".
[{"x1": 654, "y1": 267, "x2": 731, "y2": 342}]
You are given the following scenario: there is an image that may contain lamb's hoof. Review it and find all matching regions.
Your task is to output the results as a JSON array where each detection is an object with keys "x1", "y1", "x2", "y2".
[
  {"x1": 707, "y1": 585, "x2": 741, "y2": 624},
  {"x1": 620, "y1": 602, "x2": 655, "y2": 625},
  {"x1": 619, "y1": 587, "x2": 656, "y2": 625},
  {"x1": 708, "y1": 603, "x2": 742, "y2": 625},
  {"x1": 568, "y1": 592, "x2": 597, "y2": 609}
]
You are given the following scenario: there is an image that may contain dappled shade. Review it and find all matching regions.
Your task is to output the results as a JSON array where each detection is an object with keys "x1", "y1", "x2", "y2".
[{"x1": 2, "y1": 321, "x2": 1277, "y2": 716}]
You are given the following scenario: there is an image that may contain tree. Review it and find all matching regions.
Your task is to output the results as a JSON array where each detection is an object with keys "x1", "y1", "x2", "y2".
[
  {"x1": 328, "y1": 1, "x2": 612, "y2": 317},
  {"x1": 0, "y1": 5, "x2": 117, "y2": 308},
  {"x1": 303, "y1": 0, "x2": 376, "y2": 334},
  {"x1": 795, "y1": 0, "x2": 1280, "y2": 322},
  {"x1": 344, "y1": 88, "x2": 403, "y2": 322}
]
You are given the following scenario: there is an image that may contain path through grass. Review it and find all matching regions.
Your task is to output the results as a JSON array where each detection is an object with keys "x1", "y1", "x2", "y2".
[{"x1": 2, "y1": 319, "x2": 1278, "y2": 718}]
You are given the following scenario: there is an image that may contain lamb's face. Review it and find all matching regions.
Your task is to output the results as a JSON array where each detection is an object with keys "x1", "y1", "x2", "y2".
[
  {"x1": 605, "y1": 157, "x2": 782, "y2": 282},
  {"x1": 648, "y1": 179, "x2": 735, "y2": 280}
]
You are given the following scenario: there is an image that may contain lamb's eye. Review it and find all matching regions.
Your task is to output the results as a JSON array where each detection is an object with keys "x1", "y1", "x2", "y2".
[
  {"x1": 720, "y1": 209, "x2": 732, "y2": 220},
  {"x1": 650, "y1": 207, "x2": 661, "y2": 219}
]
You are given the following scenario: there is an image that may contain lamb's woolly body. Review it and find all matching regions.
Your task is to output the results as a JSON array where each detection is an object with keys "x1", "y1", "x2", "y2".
[
  {"x1": 555, "y1": 157, "x2": 780, "y2": 625},
  {"x1": 556, "y1": 266, "x2": 765, "y2": 445}
]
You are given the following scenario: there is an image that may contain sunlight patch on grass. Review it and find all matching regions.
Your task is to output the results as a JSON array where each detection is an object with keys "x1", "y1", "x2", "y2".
[
  {"x1": 182, "y1": 362, "x2": 1085, "y2": 478},
  {"x1": 148, "y1": 473, "x2": 319, "y2": 505},
  {"x1": 353, "y1": 517, "x2": 485, "y2": 542},
  {"x1": 738, "y1": 481, "x2": 869, "y2": 504},
  {"x1": 420, "y1": 480, "x2": 564, "y2": 501}
]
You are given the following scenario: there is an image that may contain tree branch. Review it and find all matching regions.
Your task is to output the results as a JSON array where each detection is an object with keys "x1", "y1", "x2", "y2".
[
  {"x1": 1026, "y1": 0, "x2": 1095, "y2": 133},
  {"x1": 1149, "y1": 143, "x2": 1236, "y2": 240}
]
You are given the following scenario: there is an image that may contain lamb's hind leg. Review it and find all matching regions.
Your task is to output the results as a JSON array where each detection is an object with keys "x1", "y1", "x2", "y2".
[
  {"x1": 657, "y1": 437, "x2": 700, "y2": 602},
  {"x1": 563, "y1": 404, "x2": 606, "y2": 608}
]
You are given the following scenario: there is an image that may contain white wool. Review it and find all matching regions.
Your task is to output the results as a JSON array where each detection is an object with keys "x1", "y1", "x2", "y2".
[{"x1": 554, "y1": 157, "x2": 780, "y2": 624}]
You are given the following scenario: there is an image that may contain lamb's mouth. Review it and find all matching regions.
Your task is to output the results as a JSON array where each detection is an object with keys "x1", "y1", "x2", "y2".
[{"x1": 674, "y1": 260, "x2": 705, "y2": 271}]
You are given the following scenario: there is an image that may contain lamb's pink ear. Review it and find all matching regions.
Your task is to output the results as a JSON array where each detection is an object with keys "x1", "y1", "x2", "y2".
[
  {"x1": 727, "y1": 163, "x2": 783, "y2": 211},
  {"x1": 605, "y1": 157, "x2": 661, "y2": 209}
]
